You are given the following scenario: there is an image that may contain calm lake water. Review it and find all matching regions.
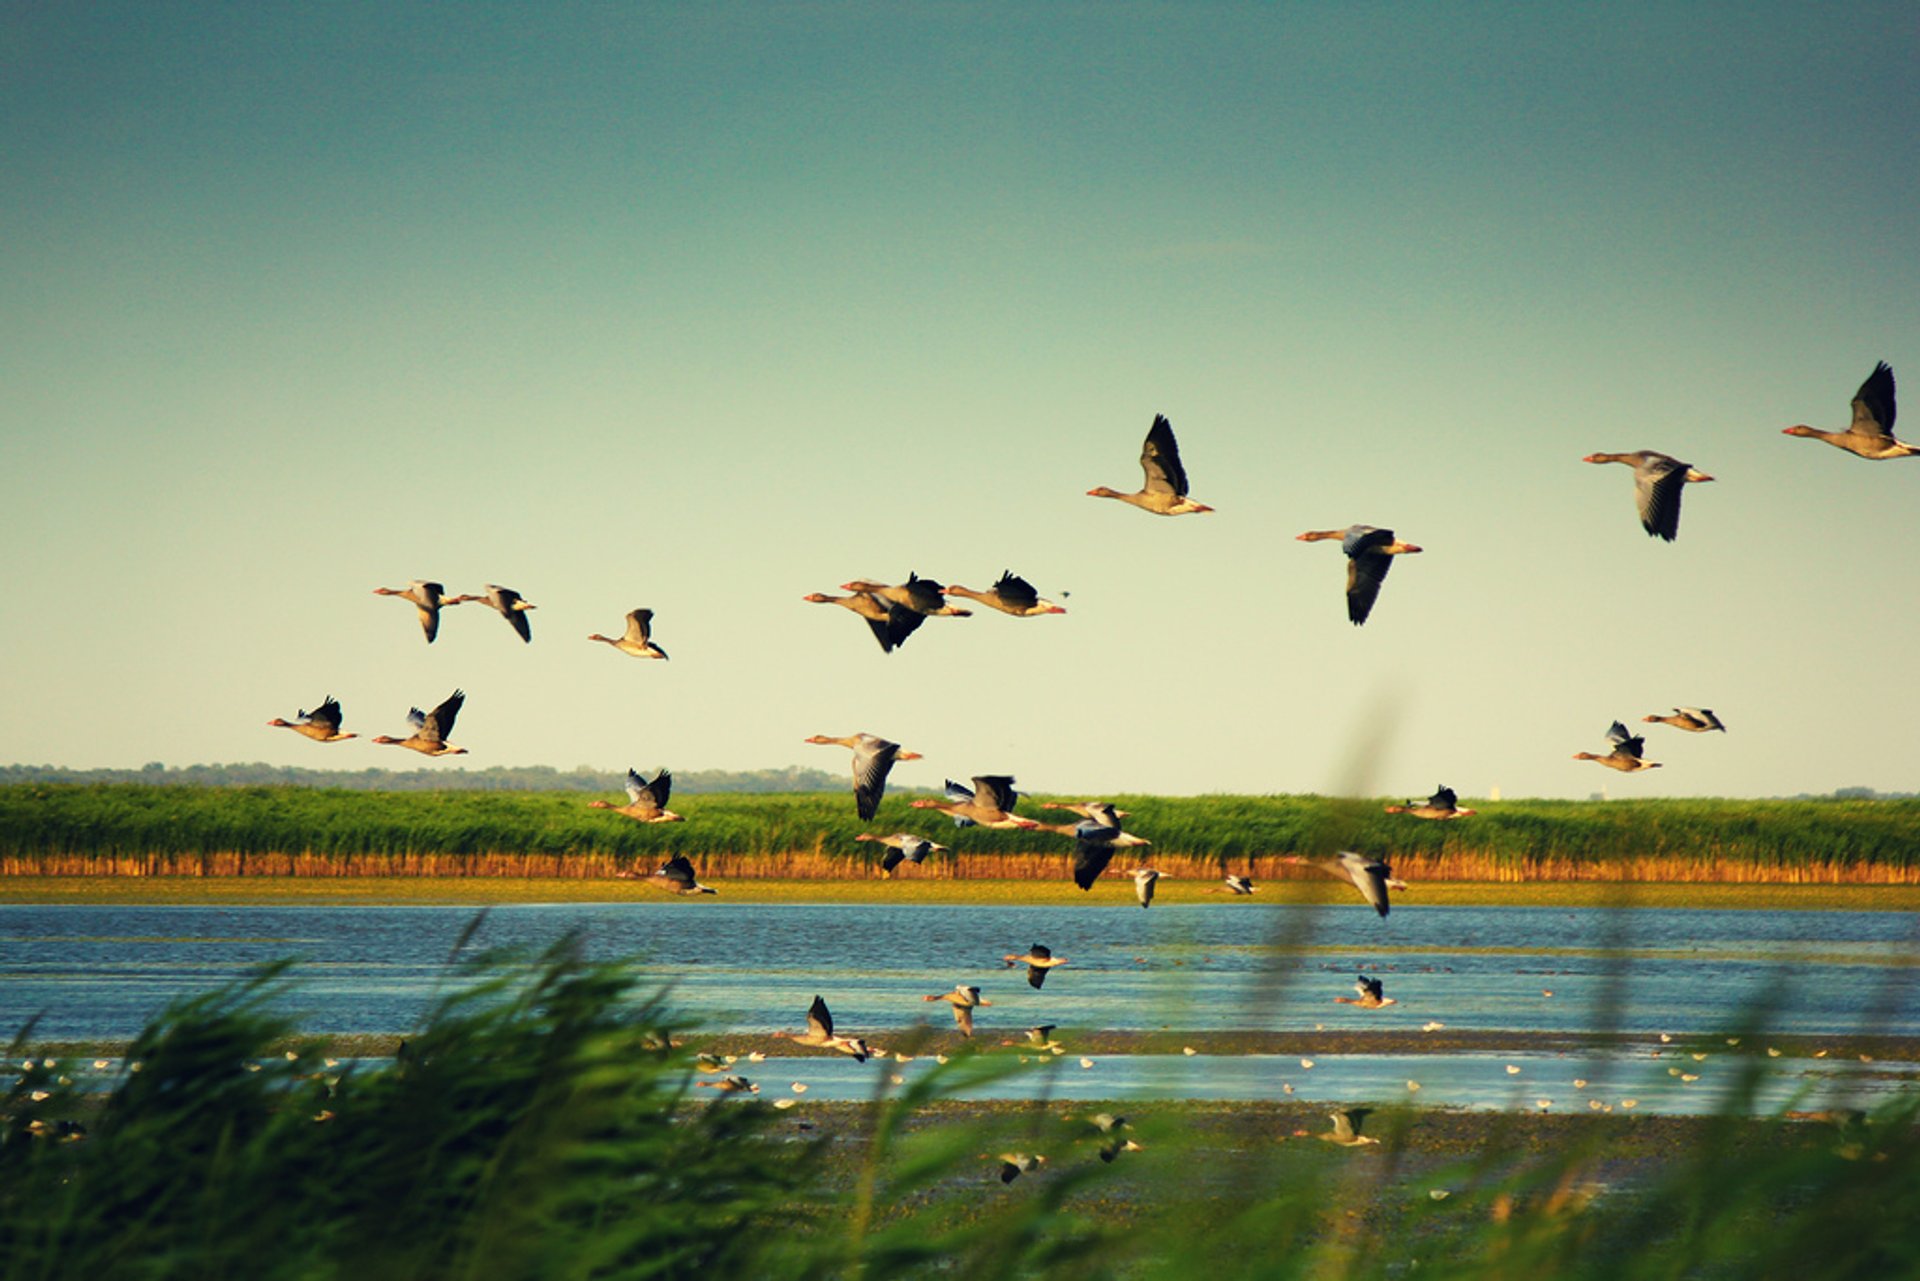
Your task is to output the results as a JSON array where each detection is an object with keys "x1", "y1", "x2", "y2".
[{"x1": 6, "y1": 901, "x2": 1917, "y2": 1115}]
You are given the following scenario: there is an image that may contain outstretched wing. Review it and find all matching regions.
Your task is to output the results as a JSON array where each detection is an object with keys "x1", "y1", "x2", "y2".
[
  {"x1": 993, "y1": 570, "x2": 1040, "y2": 611},
  {"x1": 1072, "y1": 826, "x2": 1118, "y2": 890},
  {"x1": 1853, "y1": 361, "x2": 1896, "y2": 438},
  {"x1": 1139, "y1": 414, "x2": 1190, "y2": 497},
  {"x1": 1633, "y1": 454, "x2": 1689, "y2": 542},
  {"x1": 423, "y1": 690, "x2": 464, "y2": 740},
  {"x1": 852, "y1": 740, "x2": 902, "y2": 821},
  {"x1": 806, "y1": 995, "x2": 833, "y2": 1039}
]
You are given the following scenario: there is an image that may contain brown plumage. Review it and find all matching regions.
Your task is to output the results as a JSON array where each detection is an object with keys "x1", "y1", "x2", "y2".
[
  {"x1": 268, "y1": 696, "x2": 356, "y2": 743},
  {"x1": 924, "y1": 984, "x2": 990, "y2": 1037},
  {"x1": 373, "y1": 580, "x2": 450, "y2": 643},
  {"x1": 1573, "y1": 721, "x2": 1662, "y2": 772},
  {"x1": 1384, "y1": 785, "x2": 1476, "y2": 820},
  {"x1": 1783, "y1": 362, "x2": 1912, "y2": 459},
  {"x1": 1581, "y1": 451, "x2": 1714, "y2": 541},
  {"x1": 910, "y1": 776, "x2": 1036, "y2": 829},
  {"x1": 1295, "y1": 526, "x2": 1423, "y2": 625},
  {"x1": 371, "y1": 690, "x2": 468, "y2": 756},
  {"x1": 589, "y1": 608, "x2": 668, "y2": 659},
  {"x1": 839, "y1": 573, "x2": 972, "y2": 617},
  {"x1": 589, "y1": 768, "x2": 684, "y2": 823},
  {"x1": 1643, "y1": 708, "x2": 1726, "y2": 733},
  {"x1": 448, "y1": 584, "x2": 535, "y2": 642},
  {"x1": 1087, "y1": 414, "x2": 1213, "y2": 515},
  {"x1": 942, "y1": 571, "x2": 1066, "y2": 616},
  {"x1": 805, "y1": 733, "x2": 923, "y2": 820}
]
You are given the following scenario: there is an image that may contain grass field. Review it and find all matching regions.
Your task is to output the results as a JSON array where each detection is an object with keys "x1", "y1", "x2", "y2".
[{"x1": 5, "y1": 784, "x2": 1920, "y2": 884}]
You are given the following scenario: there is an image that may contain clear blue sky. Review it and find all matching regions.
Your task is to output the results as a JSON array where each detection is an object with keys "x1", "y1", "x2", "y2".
[{"x1": 3, "y1": 4, "x2": 1915, "y2": 800}]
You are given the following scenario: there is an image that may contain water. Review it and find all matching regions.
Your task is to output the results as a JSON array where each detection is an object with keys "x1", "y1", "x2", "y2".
[{"x1": 5, "y1": 901, "x2": 1916, "y2": 1114}]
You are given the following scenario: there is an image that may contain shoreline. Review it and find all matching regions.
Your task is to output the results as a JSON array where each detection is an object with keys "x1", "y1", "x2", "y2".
[{"x1": 3, "y1": 875, "x2": 1917, "y2": 911}]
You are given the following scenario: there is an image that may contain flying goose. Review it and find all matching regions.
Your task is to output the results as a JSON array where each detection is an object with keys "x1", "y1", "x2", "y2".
[
  {"x1": 1281, "y1": 850, "x2": 1392, "y2": 917},
  {"x1": 1087, "y1": 414, "x2": 1214, "y2": 515},
  {"x1": 942, "y1": 571, "x2": 1066, "y2": 616},
  {"x1": 589, "y1": 768, "x2": 684, "y2": 823},
  {"x1": 1783, "y1": 362, "x2": 1912, "y2": 458},
  {"x1": 803, "y1": 591, "x2": 925, "y2": 653},
  {"x1": 268, "y1": 696, "x2": 355, "y2": 743},
  {"x1": 1295, "y1": 526, "x2": 1422, "y2": 625},
  {"x1": 924, "y1": 985, "x2": 990, "y2": 1037},
  {"x1": 855, "y1": 832, "x2": 948, "y2": 875},
  {"x1": 805, "y1": 733, "x2": 923, "y2": 820},
  {"x1": 373, "y1": 580, "x2": 451, "y2": 643},
  {"x1": 1003, "y1": 944, "x2": 1067, "y2": 990},
  {"x1": 1574, "y1": 721, "x2": 1662, "y2": 772},
  {"x1": 448, "y1": 584, "x2": 535, "y2": 642},
  {"x1": 588, "y1": 609, "x2": 668, "y2": 659},
  {"x1": 1643, "y1": 707, "x2": 1726, "y2": 733},
  {"x1": 1383, "y1": 785, "x2": 1477, "y2": 820},
  {"x1": 371, "y1": 690, "x2": 468, "y2": 756}
]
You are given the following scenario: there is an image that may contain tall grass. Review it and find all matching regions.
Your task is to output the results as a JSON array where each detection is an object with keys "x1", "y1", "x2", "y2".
[
  {"x1": 7, "y1": 940, "x2": 1919, "y2": 1278},
  {"x1": 4, "y1": 785, "x2": 1919, "y2": 882}
]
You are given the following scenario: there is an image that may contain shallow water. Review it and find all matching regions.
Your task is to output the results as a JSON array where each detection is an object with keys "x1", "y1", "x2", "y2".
[{"x1": 5, "y1": 901, "x2": 1916, "y2": 1114}]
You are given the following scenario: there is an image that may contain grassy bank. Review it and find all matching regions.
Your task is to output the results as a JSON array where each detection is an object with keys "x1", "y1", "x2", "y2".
[
  {"x1": 6, "y1": 942, "x2": 1916, "y2": 1279},
  {"x1": 4, "y1": 784, "x2": 1919, "y2": 883}
]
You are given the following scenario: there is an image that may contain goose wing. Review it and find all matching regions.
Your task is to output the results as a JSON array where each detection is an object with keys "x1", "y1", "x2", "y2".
[
  {"x1": 1632, "y1": 453, "x2": 1689, "y2": 542},
  {"x1": 883, "y1": 601, "x2": 925, "y2": 650},
  {"x1": 422, "y1": 690, "x2": 464, "y2": 741},
  {"x1": 304, "y1": 697, "x2": 344, "y2": 733},
  {"x1": 973, "y1": 775, "x2": 1020, "y2": 814},
  {"x1": 1681, "y1": 707, "x2": 1725, "y2": 731},
  {"x1": 992, "y1": 570, "x2": 1040, "y2": 611},
  {"x1": 1072, "y1": 825, "x2": 1118, "y2": 890},
  {"x1": 1339, "y1": 851, "x2": 1392, "y2": 917},
  {"x1": 1140, "y1": 414, "x2": 1190, "y2": 497},
  {"x1": 1853, "y1": 361, "x2": 1897, "y2": 438},
  {"x1": 652, "y1": 855, "x2": 696, "y2": 890},
  {"x1": 624, "y1": 610, "x2": 655, "y2": 644},
  {"x1": 1344, "y1": 546, "x2": 1395, "y2": 626},
  {"x1": 1429, "y1": 785, "x2": 1458, "y2": 811},
  {"x1": 852, "y1": 739, "x2": 903, "y2": 821},
  {"x1": 806, "y1": 995, "x2": 834, "y2": 1039}
]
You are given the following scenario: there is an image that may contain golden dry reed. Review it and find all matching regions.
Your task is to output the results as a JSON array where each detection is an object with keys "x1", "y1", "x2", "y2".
[{"x1": 6, "y1": 849, "x2": 1916, "y2": 884}]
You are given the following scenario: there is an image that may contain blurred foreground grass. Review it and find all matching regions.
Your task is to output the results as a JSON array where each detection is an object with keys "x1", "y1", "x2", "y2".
[{"x1": 6, "y1": 941, "x2": 1917, "y2": 1279}]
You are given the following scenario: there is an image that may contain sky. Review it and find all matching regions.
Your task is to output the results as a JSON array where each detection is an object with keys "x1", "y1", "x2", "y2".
[{"x1": 2, "y1": 3, "x2": 1916, "y2": 801}]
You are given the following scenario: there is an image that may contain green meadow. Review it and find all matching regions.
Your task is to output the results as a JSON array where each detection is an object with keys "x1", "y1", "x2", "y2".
[{"x1": 3, "y1": 784, "x2": 1918, "y2": 884}]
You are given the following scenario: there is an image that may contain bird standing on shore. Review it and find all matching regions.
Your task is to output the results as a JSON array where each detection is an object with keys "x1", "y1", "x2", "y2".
[{"x1": 1087, "y1": 414, "x2": 1214, "y2": 515}]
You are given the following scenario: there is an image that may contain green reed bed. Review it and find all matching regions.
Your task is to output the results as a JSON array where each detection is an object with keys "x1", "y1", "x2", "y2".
[
  {"x1": 6, "y1": 941, "x2": 1918, "y2": 1279},
  {"x1": 4, "y1": 785, "x2": 1919, "y2": 881}
]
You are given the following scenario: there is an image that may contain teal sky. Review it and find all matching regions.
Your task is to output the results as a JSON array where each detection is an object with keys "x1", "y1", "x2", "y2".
[{"x1": 3, "y1": 4, "x2": 1915, "y2": 800}]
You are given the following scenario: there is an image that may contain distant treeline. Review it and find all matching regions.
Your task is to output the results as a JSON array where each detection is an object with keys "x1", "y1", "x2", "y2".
[
  {"x1": 3, "y1": 785, "x2": 1918, "y2": 883},
  {"x1": 0, "y1": 762, "x2": 847, "y2": 793}
]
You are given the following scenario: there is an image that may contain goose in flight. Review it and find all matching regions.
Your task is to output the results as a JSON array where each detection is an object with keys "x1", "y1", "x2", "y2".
[
  {"x1": 805, "y1": 733, "x2": 923, "y2": 820},
  {"x1": 1039, "y1": 800, "x2": 1129, "y2": 827},
  {"x1": 448, "y1": 584, "x2": 535, "y2": 642},
  {"x1": 995, "y1": 1152, "x2": 1047, "y2": 1183},
  {"x1": 1335, "y1": 974, "x2": 1397, "y2": 1008},
  {"x1": 803, "y1": 591, "x2": 924, "y2": 653},
  {"x1": 1581, "y1": 451, "x2": 1715, "y2": 541},
  {"x1": 924, "y1": 984, "x2": 990, "y2": 1037},
  {"x1": 1319, "y1": 1109, "x2": 1380, "y2": 1148},
  {"x1": 839, "y1": 573, "x2": 971, "y2": 617},
  {"x1": 910, "y1": 776, "x2": 1036, "y2": 829},
  {"x1": 855, "y1": 832, "x2": 948, "y2": 875},
  {"x1": 1131, "y1": 868, "x2": 1161, "y2": 909},
  {"x1": 588, "y1": 609, "x2": 668, "y2": 659},
  {"x1": 1282, "y1": 850, "x2": 1393, "y2": 917},
  {"x1": 1210, "y1": 874, "x2": 1257, "y2": 895},
  {"x1": 1384, "y1": 785, "x2": 1477, "y2": 820},
  {"x1": 1068, "y1": 821, "x2": 1152, "y2": 891},
  {"x1": 1783, "y1": 362, "x2": 1913, "y2": 458},
  {"x1": 1087, "y1": 414, "x2": 1214, "y2": 515},
  {"x1": 621, "y1": 854, "x2": 716, "y2": 895},
  {"x1": 1295, "y1": 526, "x2": 1422, "y2": 625},
  {"x1": 1574, "y1": 721, "x2": 1662, "y2": 772},
  {"x1": 778, "y1": 995, "x2": 870, "y2": 1062},
  {"x1": 589, "y1": 768, "x2": 684, "y2": 823},
  {"x1": 943, "y1": 571, "x2": 1067, "y2": 616},
  {"x1": 1643, "y1": 707, "x2": 1726, "y2": 733},
  {"x1": 371, "y1": 690, "x2": 468, "y2": 756},
  {"x1": 268, "y1": 696, "x2": 355, "y2": 743},
  {"x1": 373, "y1": 580, "x2": 451, "y2": 643},
  {"x1": 1003, "y1": 944, "x2": 1067, "y2": 990}
]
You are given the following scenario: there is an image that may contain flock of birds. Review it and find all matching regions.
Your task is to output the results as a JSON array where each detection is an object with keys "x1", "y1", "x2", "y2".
[{"x1": 259, "y1": 364, "x2": 1904, "y2": 1174}]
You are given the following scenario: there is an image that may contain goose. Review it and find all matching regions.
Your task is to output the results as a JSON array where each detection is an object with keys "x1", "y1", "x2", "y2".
[
  {"x1": 1082, "y1": 1113, "x2": 1143, "y2": 1163},
  {"x1": 994, "y1": 1152, "x2": 1047, "y2": 1183},
  {"x1": 910, "y1": 776, "x2": 1036, "y2": 829},
  {"x1": 589, "y1": 608, "x2": 668, "y2": 659},
  {"x1": 923, "y1": 984, "x2": 990, "y2": 1037},
  {"x1": 1295, "y1": 526, "x2": 1422, "y2": 625},
  {"x1": 1209, "y1": 874, "x2": 1257, "y2": 895},
  {"x1": 1038, "y1": 800, "x2": 1129, "y2": 827},
  {"x1": 1335, "y1": 974, "x2": 1397, "y2": 1008},
  {"x1": 1783, "y1": 362, "x2": 1913, "y2": 458},
  {"x1": 1643, "y1": 707, "x2": 1726, "y2": 733},
  {"x1": 855, "y1": 832, "x2": 948, "y2": 875},
  {"x1": 1384, "y1": 785, "x2": 1477, "y2": 820},
  {"x1": 371, "y1": 690, "x2": 468, "y2": 756},
  {"x1": 696, "y1": 1075, "x2": 758, "y2": 1094},
  {"x1": 448, "y1": 584, "x2": 535, "y2": 642},
  {"x1": 268, "y1": 696, "x2": 355, "y2": 743},
  {"x1": 1574, "y1": 721, "x2": 1662, "y2": 772},
  {"x1": 803, "y1": 591, "x2": 925, "y2": 653},
  {"x1": 1087, "y1": 414, "x2": 1213, "y2": 515},
  {"x1": 805, "y1": 733, "x2": 923, "y2": 820},
  {"x1": 1281, "y1": 850, "x2": 1392, "y2": 917},
  {"x1": 1011, "y1": 1024, "x2": 1064, "y2": 1054},
  {"x1": 777, "y1": 995, "x2": 870, "y2": 1062},
  {"x1": 1068, "y1": 821, "x2": 1152, "y2": 890},
  {"x1": 1581, "y1": 451, "x2": 1715, "y2": 541},
  {"x1": 589, "y1": 768, "x2": 684, "y2": 823},
  {"x1": 373, "y1": 580, "x2": 451, "y2": 643},
  {"x1": 1131, "y1": 868, "x2": 1161, "y2": 909},
  {"x1": 942, "y1": 571, "x2": 1066, "y2": 616},
  {"x1": 1002, "y1": 944, "x2": 1067, "y2": 990},
  {"x1": 839, "y1": 573, "x2": 971, "y2": 617},
  {"x1": 1319, "y1": 1109, "x2": 1380, "y2": 1148},
  {"x1": 622, "y1": 853, "x2": 716, "y2": 895}
]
